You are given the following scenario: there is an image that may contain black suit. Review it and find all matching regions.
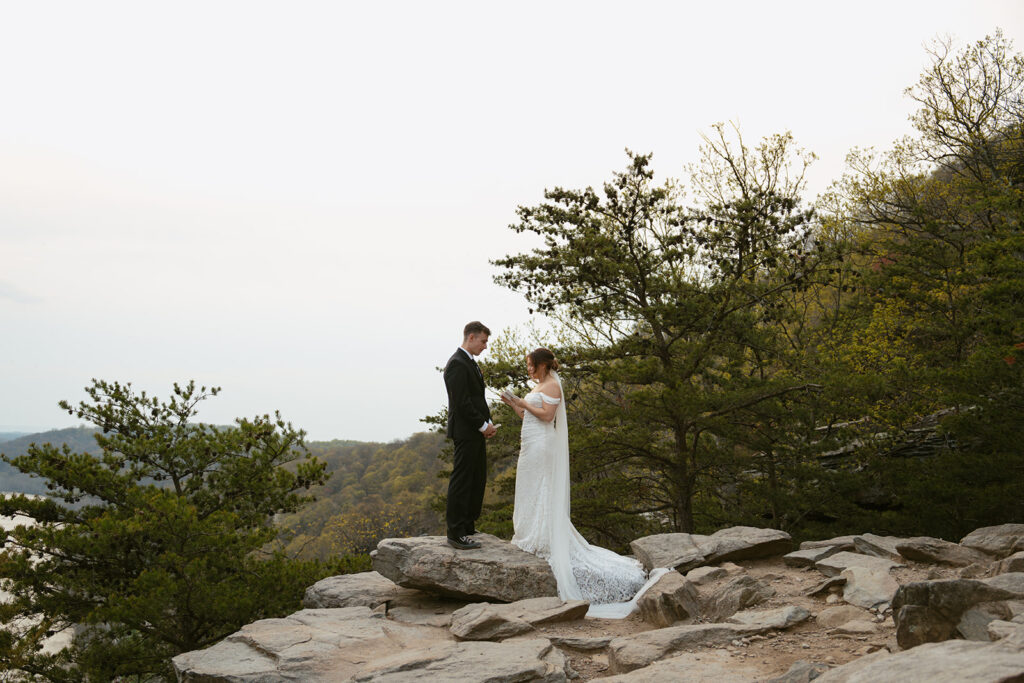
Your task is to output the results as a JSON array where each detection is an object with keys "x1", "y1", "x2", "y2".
[{"x1": 444, "y1": 348, "x2": 491, "y2": 539}]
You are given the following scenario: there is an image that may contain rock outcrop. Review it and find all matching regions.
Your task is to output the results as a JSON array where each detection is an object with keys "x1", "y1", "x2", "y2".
[
  {"x1": 371, "y1": 533, "x2": 558, "y2": 602},
  {"x1": 171, "y1": 521, "x2": 1024, "y2": 682}
]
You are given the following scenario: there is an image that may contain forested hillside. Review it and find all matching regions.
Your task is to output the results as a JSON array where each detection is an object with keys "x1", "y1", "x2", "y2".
[{"x1": 275, "y1": 431, "x2": 448, "y2": 559}]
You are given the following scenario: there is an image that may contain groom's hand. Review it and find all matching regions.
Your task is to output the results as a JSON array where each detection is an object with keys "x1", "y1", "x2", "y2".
[{"x1": 483, "y1": 424, "x2": 498, "y2": 438}]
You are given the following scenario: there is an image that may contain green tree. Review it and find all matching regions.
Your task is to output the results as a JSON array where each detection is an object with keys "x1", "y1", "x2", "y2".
[
  {"x1": 493, "y1": 130, "x2": 831, "y2": 535},
  {"x1": 0, "y1": 380, "x2": 330, "y2": 681},
  {"x1": 824, "y1": 30, "x2": 1024, "y2": 536}
]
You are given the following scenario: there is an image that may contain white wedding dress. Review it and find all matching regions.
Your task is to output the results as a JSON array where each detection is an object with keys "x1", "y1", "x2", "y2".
[{"x1": 510, "y1": 372, "x2": 662, "y2": 618}]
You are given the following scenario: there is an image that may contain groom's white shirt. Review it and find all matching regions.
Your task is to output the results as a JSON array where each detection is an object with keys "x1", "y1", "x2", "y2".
[{"x1": 459, "y1": 346, "x2": 492, "y2": 433}]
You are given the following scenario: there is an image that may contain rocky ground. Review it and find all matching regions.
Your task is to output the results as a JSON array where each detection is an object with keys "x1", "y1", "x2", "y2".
[{"x1": 172, "y1": 524, "x2": 1024, "y2": 682}]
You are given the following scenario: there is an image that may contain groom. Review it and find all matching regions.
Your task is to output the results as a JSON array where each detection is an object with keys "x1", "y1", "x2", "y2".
[{"x1": 444, "y1": 321, "x2": 496, "y2": 550}]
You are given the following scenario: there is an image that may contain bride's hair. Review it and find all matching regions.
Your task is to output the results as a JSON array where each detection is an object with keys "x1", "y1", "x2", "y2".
[{"x1": 527, "y1": 347, "x2": 559, "y2": 375}]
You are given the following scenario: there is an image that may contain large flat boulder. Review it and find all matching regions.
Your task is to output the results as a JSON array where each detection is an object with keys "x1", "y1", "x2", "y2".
[
  {"x1": 449, "y1": 597, "x2": 589, "y2": 641},
  {"x1": 302, "y1": 570, "x2": 422, "y2": 609},
  {"x1": 371, "y1": 534, "x2": 558, "y2": 602},
  {"x1": 891, "y1": 578, "x2": 1024, "y2": 649},
  {"x1": 814, "y1": 629, "x2": 1024, "y2": 682},
  {"x1": 630, "y1": 526, "x2": 791, "y2": 572},
  {"x1": 172, "y1": 606, "x2": 570, "y2": 681},
  {"x1": 896, "y1": 537, "x2": 991, "y2": 567},
  {"x1": 960, "y1": 524, "x2": 1024, "y2": 559}
]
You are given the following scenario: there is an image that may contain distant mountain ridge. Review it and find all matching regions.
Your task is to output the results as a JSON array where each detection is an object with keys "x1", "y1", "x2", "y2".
[{"x1": 0, "y1": 427, "x2": 100, "y2": 496}]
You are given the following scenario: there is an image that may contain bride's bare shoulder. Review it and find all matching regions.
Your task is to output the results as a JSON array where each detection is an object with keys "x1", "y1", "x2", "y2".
[{"x1": 541, "y1": 380, "x2": 562, "y2": 399}]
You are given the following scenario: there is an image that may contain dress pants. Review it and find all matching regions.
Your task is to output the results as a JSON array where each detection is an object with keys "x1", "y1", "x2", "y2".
[{"x1": 446, "y1": 432, "x2": 486, "y2": 539}]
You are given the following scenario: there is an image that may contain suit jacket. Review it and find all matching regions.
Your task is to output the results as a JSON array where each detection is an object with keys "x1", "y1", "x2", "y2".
[{"x1": 444, "y1": 349, "x2": 491, "y2": 440}]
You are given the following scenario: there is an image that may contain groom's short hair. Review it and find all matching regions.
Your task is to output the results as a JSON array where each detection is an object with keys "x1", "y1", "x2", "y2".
[{"x1": 463, "y1": 321, "x2": 491, "y2": 338}]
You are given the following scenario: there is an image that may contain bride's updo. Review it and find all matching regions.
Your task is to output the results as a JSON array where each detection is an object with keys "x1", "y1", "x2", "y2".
[{"x1": 527, "y1": 347, "x2": 559, "y2": 376}]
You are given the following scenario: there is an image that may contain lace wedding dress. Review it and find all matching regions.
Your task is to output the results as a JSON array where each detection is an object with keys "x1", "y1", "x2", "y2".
[{"x1": 510, "y1": 372, "x2": 661, "y2": 618}]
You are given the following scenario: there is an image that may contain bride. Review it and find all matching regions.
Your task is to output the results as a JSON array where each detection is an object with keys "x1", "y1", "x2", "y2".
[{"x1": 501, "y1": 348, "x2": 657, "y2": 616}]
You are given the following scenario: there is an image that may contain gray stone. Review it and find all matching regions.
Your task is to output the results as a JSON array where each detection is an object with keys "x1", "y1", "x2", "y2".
[
  {"x1": 449, "y1": 597, "x2": 589, "y2": 641},
  {"x1": 960, "y1": 562, "x2": 996, "y2": 579},
  {"x1": 891, "y1": 578, "x2": 1023, "y2": 648},
  {"x1": 805, "y1": 576, "x2": 847, "y2": 597},
  {"x1": 702, "y1": 574, "x2": 776, "y2": 621},
  {"x1": 354, "y1": 638, "x2": 571, "y2": 682},
  {"x1": 171, "y1": 607, "x2": 440, "y2": 681},
  {"x1": 852, "y1": 533, "x2": 905, "y2": 562},
  {"x1": 800, "y1": 535, "x2": 857, "y2": 551},
  {"x1": 387, "y1": 604, "x2": 455, "y2": 628},
  {"x1": 830, "y1": 619, "x2": 880, "y2": 635},
  {"x1": 985, "y1": 572, "x2": 1024, "y2": 595},
  {"x1": 371, "y1": 534, "x2": 558, "y2": 602},
  {"x1": 814, "y1": 630, "x2": 1024, "y2": 682},
  {"x1": 841, "y1": 566, "x2": 899, "y2": 610},
  {"x1": 696, "y1": 526, "x2": 793, "y2": 566},
  {"x1": 896, "y1": 536, "x2": 991, "y2": 567},
  {"x1": 726, "y1": 605, "x2": 811, "y2": 629},
  {"x1": 172, "y1": 606, "x2": 572, "y2": 682},
  {"x1": 601, "y1": 649, "x2": 765, "y2": 681},
  {"x1": 629, "y1": 533, "x2": 707, "y2": 572},
  {"x1": 784, "y1": 545, "x2": 845, "y2": 568},
  {"x1": 997, "y1": 551, "x2": 1024, "y2": 575},
  {"x1": 989, "y1": 620, "x2": 1024, "y2": 641},
  {"x1": 547, "y1": 635, "x2": 613, "y2": 651},
  {"x1": 815, "y1": 551, "x2": 902, "y2": 578},
  {"x1": 685, "y1": 565, "x2": 727, "y2": 585},
  {"x1": 636, "y1": 572, "x2": 699, "y2": 627},
  {"x1": 629, "y1": 526, "x2": 792, "y2": 573},
  {"x1": 765, "y1": 660, "x2": 831, "y2": 683},
  {"x1": 606, "y1": 623, "x2": 766, "y2": 673},
  {"x1": 302, "y1": 570, "x2": 422, "y2": 609},
  {"x1": 816, "y1": 605, "x2": 872, "y2": 629},
  {"x1": 960, "y1": 524, "x2": 1024, "y2": 559},
  {"x1": 958, "y1": 607, "x2": 997, "y2": 641}
]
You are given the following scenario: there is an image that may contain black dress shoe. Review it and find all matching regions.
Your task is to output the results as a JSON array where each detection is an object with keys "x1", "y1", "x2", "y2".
[{"x1": 447, "y1": 536, "x2": 482, "y2": 550}]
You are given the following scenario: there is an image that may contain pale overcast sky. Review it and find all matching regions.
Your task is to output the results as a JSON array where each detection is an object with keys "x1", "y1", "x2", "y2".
[{"x1": 2, "y1": 1, "x2": 1021, "y2": 441}]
